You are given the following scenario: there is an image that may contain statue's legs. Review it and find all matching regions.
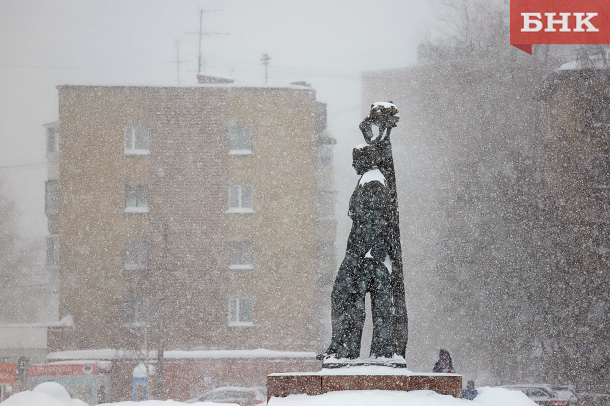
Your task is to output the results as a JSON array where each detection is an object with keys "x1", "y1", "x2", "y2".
[
  {"x1": 366, "y1": 259, "x2": 395, "y2": 359},
  {"x1": 326, "y1": 253, "x2": 366, "y2": 359}
]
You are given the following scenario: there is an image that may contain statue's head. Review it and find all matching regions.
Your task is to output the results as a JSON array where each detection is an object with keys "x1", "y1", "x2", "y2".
[
  {"x1": 352, "y1": 144, "x2": 380, "y2": 175},
  {"x1": 369, "y1": 101, "x2": 399, "y2": 129}
]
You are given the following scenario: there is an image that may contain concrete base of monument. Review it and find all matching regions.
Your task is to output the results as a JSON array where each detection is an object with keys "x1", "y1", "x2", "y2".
[
  {"x1": 321, "y1": 356, "x2": 407, "y2": 369},
  {"x1": 267, "y1": 366, "x2": 463, "y2": 400}
]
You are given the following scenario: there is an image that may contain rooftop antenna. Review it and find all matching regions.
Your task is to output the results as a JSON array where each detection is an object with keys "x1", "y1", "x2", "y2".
[
  {"x1": 261, "y1": 53, "x2": 271, "y2": 84},
  {"x1": 172, "y1": 40, "x2": 191, "y2": 84},
  {"x1": 176, "y1": 40, "x2": 181, "y2": 84},
  {"x1": 187, "y1": 9, "x2": 229, "y2": 76},
  {"x1": 165, "y1": 40, "x2": 191, "y2": 84}
]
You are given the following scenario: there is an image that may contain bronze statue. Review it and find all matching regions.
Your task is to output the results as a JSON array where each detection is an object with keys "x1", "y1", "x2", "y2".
[{"x1": 318, "y1": 102, "x2": 408, "y2": 366}]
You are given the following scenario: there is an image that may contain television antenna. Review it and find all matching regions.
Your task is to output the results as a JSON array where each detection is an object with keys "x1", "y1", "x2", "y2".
[
  {"x1": 261, "y1": 53, "x2": 271, "y2": 84},
  {"x1": 186, "y1": 9, "x2": 229, "y2": 75}
]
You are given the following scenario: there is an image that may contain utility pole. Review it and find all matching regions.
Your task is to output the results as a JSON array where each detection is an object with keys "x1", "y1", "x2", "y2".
[
  {"x1": 186, "y1": 9, "x2": 228, "y2": 76},
  {"x1": 261, "y1": 53, "x2": 271, "y2": 84}
]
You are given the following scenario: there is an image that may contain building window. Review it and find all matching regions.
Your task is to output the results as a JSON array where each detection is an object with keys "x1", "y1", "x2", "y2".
[
  {"x1": 123, "y1": 296, "x2": 147, "y2": 325},
  {"x1": 46, "y1": 236, "x2": 59, "y2": 266},
  {"x1": 317, "y1": 191, "x2": 335, "y2": 219},
  {"x1": 229, "y1": 298, "x2": 253, "y2": 326},
  {"x1": 317, "y1": 144, "x2": 333, "y2": 167},
  {"x1": 124, "y1": 125, "x2": 150, "y2": 154},
  {"x1": 227, "y1": 126, "x2": 253, "y2": 155},
  {"x1": 45, "y1": 180, "x2": 60, "y2": 215},
  {"x1": 228, "y1": 184, "x2": 253, "y2": 213},
  {"x1": 125, "y1": 184, "x2": 149, "y2": 213},
  {"x1": 228, "y1": 241, "x2": 253, "y2": 270},
  {"x1": 46, "y1": 127, "x2": 59, "y2": 154},
  {"x1": 125, "y1": 240, "x2": 149, "y2": 270}
]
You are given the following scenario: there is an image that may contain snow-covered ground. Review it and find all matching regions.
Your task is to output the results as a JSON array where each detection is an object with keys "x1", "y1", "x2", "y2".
[{"x1": 1, "y1": 382, "x2": 536, "y2": 406}]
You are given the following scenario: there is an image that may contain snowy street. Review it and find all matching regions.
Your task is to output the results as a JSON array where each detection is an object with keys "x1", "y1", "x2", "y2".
[{"x1": 2, "y1": 382, "x2": 538, "y2": 406}]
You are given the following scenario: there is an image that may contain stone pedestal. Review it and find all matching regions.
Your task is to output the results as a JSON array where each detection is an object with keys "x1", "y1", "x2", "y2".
[{"x1": 267, "y1": 368, "x2": 462, "y2": 400}]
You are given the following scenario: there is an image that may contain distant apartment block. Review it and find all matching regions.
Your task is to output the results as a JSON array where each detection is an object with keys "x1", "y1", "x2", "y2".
[{"x1": 46, "y1": 79, "x2": 336, "y2": 354}]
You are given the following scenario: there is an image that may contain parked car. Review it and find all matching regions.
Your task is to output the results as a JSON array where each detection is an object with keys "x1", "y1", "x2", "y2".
[
  {"x1": 186, "y1": 386, "x2": 267, "y2": 405},
  {"x1": 577, "y1": 393, "x2": 610, "y2": 406},
  {"x1": 550, "y1": 385, "x2": 578, "y2": 406},
  {"x1": 501, "y1": 384, "x2": 569, "y2": 406}
]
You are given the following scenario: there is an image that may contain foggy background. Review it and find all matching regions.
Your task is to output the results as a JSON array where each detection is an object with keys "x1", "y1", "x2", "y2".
[
  {"x1": 1, "y1": 0, "x2": 608, "y2": 391},
  {"x1": 0, "y1": 0, "x2": 434, "y2": 332},
  {"x1": 0, "y1": 0, "x2": 435, "y2": 237}
]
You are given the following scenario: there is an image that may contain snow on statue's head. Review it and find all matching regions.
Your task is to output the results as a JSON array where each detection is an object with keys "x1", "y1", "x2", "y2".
[
  {"x1": 352, "y1": 144, "x2": 380, "y2": 175},
  {"x1": 369, "y1": 101, "x2": 399, "y2": 129}
]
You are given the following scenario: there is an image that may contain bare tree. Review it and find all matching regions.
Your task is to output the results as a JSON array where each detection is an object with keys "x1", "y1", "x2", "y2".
[
  {"x1": 574, "y1": 45, "x2": 610, "y2": 68},
  {"x1": 0, "y1": 180, "x2": 47, "y2": 323},
  {"x1": 424, "y1": 0, "x2": 566, "y2": 68}
]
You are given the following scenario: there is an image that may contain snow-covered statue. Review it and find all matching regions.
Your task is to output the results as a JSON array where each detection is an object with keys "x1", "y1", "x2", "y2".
[{"x1": 318, "y1": 102, "x2": 408, "y2": 366}]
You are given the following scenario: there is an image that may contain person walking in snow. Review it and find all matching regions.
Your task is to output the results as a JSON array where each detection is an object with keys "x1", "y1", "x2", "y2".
[
  {"x1": 462, "y1": 380, "x2": 478, "y2": 400},
  {"x1": 433, "y1": 349, "x2": 455, "y2": 373}
]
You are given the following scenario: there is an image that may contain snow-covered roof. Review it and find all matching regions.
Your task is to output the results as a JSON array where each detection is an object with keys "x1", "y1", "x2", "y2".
[
  {"x1": 47, "y1": 349, "x2": 135, "y2": 361},
  {"x1": 47, "y1": 348, "x2": 317, "y2": 361},
  {"x1": 56, "y1": 82, "x2": 316, "y2": 91},
  {"x1": 0, "y1": 316, "x2": 73, "y2": 329}
]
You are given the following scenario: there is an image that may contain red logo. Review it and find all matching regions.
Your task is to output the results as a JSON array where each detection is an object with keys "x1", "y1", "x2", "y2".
[{"x1": 510, "y1": 0, "x2": 610, "y2": 54}]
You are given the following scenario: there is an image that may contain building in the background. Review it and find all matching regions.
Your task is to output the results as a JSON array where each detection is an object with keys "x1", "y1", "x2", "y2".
[
  {"x1": 0, "y1": 316, "x2": 74, "y2": 401},
  {"x1": 538, "y1": 67, "x2": 610, "y2": 392},
  {"x1": 44, "y1": 121, "x2": 61, "y2": 321},
  {"x1": 361, "y1": 52, "x2": 551, "y2": 384},
  {"x1": 43, "y1": 77, "x2": 335, "y2": 400},
  {"x1": 361, "y1": 48, "x2": 609, "y2": 391},
  {"x1": 0, "y1": 319, "x2": 73, "y2": 366},
  {"x1": 0, "y1": 121, "x2": 65, "y2": 396}
]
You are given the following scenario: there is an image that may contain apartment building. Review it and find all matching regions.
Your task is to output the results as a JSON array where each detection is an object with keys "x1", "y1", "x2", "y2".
[
  {"x1": 46, "y1": 79, "x2": 335, "y2": 356},
  {"x1": 538, "y1": 68, "x2": 610, "y2": 391}
]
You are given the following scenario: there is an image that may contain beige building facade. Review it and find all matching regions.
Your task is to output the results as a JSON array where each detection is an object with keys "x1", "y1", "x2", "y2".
[
  {"x1": 48, "y1": 82, "x2": 335, "y2": 354},
  {"x1": 539, "y1": 68, "x2": 610, "y2": 390}
]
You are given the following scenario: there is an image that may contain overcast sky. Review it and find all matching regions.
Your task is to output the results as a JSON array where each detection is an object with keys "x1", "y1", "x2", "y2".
[{"x1": 0, "y1": 0, "x2": 436, "y2": 241}]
